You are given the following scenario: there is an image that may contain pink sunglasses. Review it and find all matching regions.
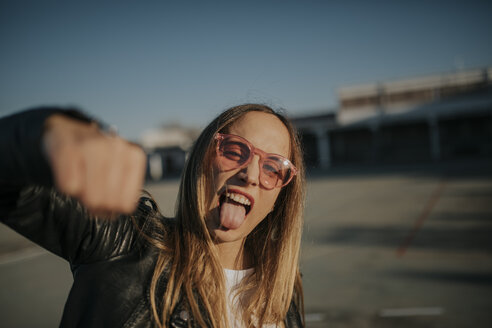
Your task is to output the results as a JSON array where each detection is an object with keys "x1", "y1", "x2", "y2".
[{"x1": 215, "y1": 133, "x2": 297, "y2": 189}]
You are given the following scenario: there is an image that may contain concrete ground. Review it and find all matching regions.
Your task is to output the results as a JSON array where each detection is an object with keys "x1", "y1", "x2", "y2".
[{"x1": 1, "y1": 159, "x2": 491, "y2": 327}]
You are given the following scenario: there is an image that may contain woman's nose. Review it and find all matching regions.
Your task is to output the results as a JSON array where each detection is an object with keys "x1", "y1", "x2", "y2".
[{"x1": 239, "y1": 155, "x2": 260, "y2": 186}]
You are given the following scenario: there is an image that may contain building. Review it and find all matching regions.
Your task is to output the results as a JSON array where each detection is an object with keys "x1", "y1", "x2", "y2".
[
  {"x1": 293, "y1": 67, "x2": 492, "y2": 168},
  {"x1": 292, "y1": 112, "x2": 337, "y2": 169},
  {"x1": 140, "y1": 124, "x2": 200, "y2": 180}
]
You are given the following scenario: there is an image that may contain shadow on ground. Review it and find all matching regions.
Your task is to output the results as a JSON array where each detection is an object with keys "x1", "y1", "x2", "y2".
[
  {"x1": 307, "y1": 158, "x2": 492, "y2": 180},
  {"x1": 307, "y1": 309, "x2": 444, "y2": 328},
  {"x1": 319, "y1": 225, "x2": 492, "y2": 252}
]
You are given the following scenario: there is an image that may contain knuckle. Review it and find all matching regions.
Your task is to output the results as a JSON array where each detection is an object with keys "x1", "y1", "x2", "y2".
[
  {"x1": 81, "y1": 192, "x2": 100, "y2": 209},
  {"x1": 130, "y1": 145, "x2": 144, "y2": 158},
  {"x1": 121, "y1": 203, "x2": 136, "y2": 214}
]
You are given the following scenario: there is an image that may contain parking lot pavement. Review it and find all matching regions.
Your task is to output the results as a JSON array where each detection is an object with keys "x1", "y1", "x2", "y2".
[
  {"x1": 301, "y1": 161, "x2": 492, "y2": 327},
  {"x1": 1, "y1": 160, "x2": 491, "y2": 327}
]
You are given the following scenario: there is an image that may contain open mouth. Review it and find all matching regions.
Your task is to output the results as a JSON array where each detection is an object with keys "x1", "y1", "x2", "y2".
[
  {"x1": 219, "y1": 191, "x2": 252, "y2": 216},
  {"x1": 216, "y1": 188, "x2": 254, "y2": 230}
]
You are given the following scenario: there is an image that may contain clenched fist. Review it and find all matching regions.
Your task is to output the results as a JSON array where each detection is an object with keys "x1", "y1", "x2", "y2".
[{"x1": 43, "y1": 114, "x2": 147, "y2": 215}]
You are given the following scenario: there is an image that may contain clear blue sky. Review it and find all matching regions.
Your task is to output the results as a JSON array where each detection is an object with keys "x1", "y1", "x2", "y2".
[{"x1": 1, "y1": 0, "x2": 491, "y2": 140}]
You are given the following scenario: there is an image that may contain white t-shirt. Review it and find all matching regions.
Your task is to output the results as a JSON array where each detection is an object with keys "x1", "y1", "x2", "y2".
[{"x1": 224, "y1": 268, "x2": 278, "y2": 328}]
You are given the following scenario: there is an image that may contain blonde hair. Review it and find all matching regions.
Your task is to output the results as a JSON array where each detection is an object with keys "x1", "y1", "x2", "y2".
[{"x1": 142, "y1": 104, "x2": 305, "y2": 327}]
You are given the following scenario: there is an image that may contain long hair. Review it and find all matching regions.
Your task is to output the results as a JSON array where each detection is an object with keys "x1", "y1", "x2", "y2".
[{"x1": 145, "y1": 104, "x2": 305, "y2": 327}]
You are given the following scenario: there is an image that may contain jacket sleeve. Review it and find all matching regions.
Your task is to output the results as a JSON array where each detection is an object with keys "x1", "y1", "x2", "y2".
[
  {"x1": 0, "y1": 107, "x2": 95, "y2": 187},
  {"x1": 0, "y1": 108, "x2": 145, "y2": 269}
]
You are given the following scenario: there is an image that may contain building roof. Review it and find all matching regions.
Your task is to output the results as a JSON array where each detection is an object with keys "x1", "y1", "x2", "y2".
[
  {"x1": 338, "y1": 86, "x2": 492, "y2": 130},
  {"x1": 338, "y1": 67, "x2": 491, "y2": 102}
]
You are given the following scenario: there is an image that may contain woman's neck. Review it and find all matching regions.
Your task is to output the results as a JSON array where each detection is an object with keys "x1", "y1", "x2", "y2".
[{"x1": 215, "y1": 239, "x2": 252, "y2": 270}]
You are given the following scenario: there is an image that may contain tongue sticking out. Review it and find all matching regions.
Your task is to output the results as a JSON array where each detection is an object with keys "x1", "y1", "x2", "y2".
[{"x1": 220, "y1": 201, "x2": 246, "y2": 229}]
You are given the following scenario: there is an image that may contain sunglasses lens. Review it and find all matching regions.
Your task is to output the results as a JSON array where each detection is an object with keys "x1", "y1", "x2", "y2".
[
  {"x1": 217, "y1": 136, "x2": 251, "y2": 170},
  {"x1": 260, "y1": 156, "x2": 293, "y2": 189}
]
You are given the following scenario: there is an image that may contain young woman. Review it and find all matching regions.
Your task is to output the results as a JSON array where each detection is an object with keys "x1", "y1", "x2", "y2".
[{"x1": 0, "y1": 104, "x2": 305, "y2": 327}]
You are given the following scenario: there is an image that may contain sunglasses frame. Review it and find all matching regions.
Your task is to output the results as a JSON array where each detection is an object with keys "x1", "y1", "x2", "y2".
[{"x1": 214, "y1": 133, "x2": 298, "y2": 189}]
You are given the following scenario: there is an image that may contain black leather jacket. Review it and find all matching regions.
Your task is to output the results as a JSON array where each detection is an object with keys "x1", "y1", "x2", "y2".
[{"x1": 0, "y1": 109, "x2": 304, "y2": 328}]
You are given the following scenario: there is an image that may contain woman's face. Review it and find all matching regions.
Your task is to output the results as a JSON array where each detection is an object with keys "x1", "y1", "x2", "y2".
[{"x1": 207, "y1": 111, "x2": 291, "y2": 244}]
